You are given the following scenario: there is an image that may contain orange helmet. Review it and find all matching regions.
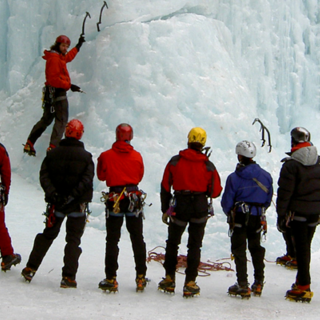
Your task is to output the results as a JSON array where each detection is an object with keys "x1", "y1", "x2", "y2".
[
  {"x1": 56, "y1": 35, "x2": 71, "y2": 46},
  {"x1": 116, "y1": 123, "x2": 133, "y2": 141},
  {"x1": 65, "y1": 119, "x2": 84, "y2": 140}
]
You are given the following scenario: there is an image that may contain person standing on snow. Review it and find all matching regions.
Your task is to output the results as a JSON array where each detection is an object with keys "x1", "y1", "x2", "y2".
[
  {"x1": 277, "y1": 127, "x2": 320, "y2": 302},
  {"x1": 23, "y1": 34, "x2": 85, "y2": 156},
  {"x1": 21, "y1": 119, "x2": 94, "y2": 288},
  {"x1": 97, "y1": 123, "x2": 147, "y2": 293},
  {"x1": 0, "y1": 143, "x2": 21, "y2": 271},
  {"x1": 158, "y1": 127, "x2": 222, "y2": 297},
  {"x1": 221, "y1": 141, "x2": 273, "y2": 299}
]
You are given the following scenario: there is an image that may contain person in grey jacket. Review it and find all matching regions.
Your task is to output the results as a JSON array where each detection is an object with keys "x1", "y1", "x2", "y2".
[{"x1": 277, "y1": 127, "x2": 320, "y2": 302}]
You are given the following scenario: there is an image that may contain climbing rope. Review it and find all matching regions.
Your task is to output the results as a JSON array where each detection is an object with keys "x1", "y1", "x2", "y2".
[{"x1": 147, "y1": 246, "x2": 234, "y2": 276}]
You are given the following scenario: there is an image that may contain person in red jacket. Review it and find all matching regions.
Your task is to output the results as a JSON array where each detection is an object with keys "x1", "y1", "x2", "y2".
[
  {"x1": 97, "y1": 123, "x2": 147, "y2": 293},
  {"x1": 23, "y1": 34, "x2": 85, "y2": 156},
  {"x1": 0, "y1": 143, "x2": 21, "y2": 271},
  {"x1": 158, "y1": 127, "x2": 222, "y2": 297}
]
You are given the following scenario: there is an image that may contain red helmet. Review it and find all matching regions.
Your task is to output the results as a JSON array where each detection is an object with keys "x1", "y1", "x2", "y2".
[
  {"x1": 65, "y1": 119, "x2": 84, "y2": 140},
  {"x1": 56, "y1": 35, "x2": 71, "y2": 46},
  {"x1": 116, "y1": 123, "x2": 133, "y2": 141}
]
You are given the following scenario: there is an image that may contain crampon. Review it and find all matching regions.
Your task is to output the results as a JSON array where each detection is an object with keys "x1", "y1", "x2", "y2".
[
  {"x1": 183, "y1": 281, "x2": 200, "y2": 298},
  {"x1": 228, "y1": 283, "x2": 251, "y2": 299}
]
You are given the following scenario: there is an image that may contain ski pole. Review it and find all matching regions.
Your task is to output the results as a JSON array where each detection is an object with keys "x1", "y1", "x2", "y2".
[
  {"x1": 81, "y1": 11, "x2": 91, "y2": 37},
  {"x1": 97, "y1": 1, "x2": 109, "y2": 32}
]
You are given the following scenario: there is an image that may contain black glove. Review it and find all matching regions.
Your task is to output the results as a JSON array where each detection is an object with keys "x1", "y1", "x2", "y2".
[
  {"x1": 76, "y1": 35, "x2": 85, "y2": 51},
  {"x1": 3, "y1": 193, "x2": 8, "y2": 206},
  {"x1": 48, "y1": 192, "x2": 65, "y2": 206},
  {"x1": 70, "y1": 84, "x2": 81, "y2": 92},
  {"x1": 277, "y1": 216, "x2": 287, "y2": 233}
]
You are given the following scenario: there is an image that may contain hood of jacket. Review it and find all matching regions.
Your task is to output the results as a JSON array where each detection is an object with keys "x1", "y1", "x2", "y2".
[
  {"x1": 112, "y1": 140, "x2": 134, "y2": 153},
  {"x1": 289, "y1": 145, "x2": 318, "y2": 166},
  {"x1": 235, "y1": 162, "x2": 263, "y2": 180},
  {"x1": 179, "y1": 148, "x2": 208, "y2": 162},
  {"x1": 42, "y1": 50, "x2": 60, "y2": 61}
]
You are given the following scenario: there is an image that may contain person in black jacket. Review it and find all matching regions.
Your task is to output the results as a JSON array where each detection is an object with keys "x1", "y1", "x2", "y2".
[
  {"x1": 21, "y1": 119, "x2": 94, "y2": 288},
  {"x1": 277, "y1": 127, "x2": 320, "y2": 302}
]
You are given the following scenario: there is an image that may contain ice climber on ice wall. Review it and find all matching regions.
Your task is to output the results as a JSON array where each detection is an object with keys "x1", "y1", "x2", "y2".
[{"x1": 23, "y1": 34, "x2": 86, "y2": 156}]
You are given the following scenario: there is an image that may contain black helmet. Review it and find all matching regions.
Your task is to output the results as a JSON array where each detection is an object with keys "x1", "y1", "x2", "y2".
[{"x1": 291, "y1": 127, "x2": 311, "y2": 144}]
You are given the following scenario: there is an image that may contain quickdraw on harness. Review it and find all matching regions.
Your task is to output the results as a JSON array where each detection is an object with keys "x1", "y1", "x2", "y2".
[
  {"x1": 100, "y1": 187, "x2": 149, "y2": 218},
  {"x1": 252, "y1": 118, "x2": 272, "y2": 152},
  {"x1": 42, "y1": 86, "x2": 56, "y2": 113},
  {"x1": 228, "y1": 201, "x2": 267, "y2": 240},
  {"x1": 43, "y1": 203, "x2": 56, "y2": 228}
]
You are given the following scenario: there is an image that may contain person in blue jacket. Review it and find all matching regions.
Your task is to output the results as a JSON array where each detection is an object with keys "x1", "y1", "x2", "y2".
[{"x1": 221, "y1": 140, "x2": 273, "y2": 298}]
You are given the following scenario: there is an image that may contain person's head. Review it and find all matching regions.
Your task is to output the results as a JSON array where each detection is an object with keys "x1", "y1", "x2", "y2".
[
  {"x1": 290, "y1": 127, "x2": 311, "y2": 147},
  {"x1": 187, "y1": 127, "x2": 207, "y2": 151},
  {"x1": 51, "y1": 35, "x2": 71, "y2": 54},
  {"x1": 65, "y1": 119, "x2": 84, "y2": 140},
  {"x1": 235, "y1": 140, "x2": 256, "y2": 164},
  {"x1": 116, "y1": 123, "x2": 133, "y2": 142}
]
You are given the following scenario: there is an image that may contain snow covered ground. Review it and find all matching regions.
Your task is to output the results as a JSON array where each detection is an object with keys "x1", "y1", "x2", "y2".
[{"x1": 1, "y1": 173, "x2": 320, "y2": 320}]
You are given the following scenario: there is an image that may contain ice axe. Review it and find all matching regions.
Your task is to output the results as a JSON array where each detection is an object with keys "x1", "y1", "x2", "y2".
[
  {"x1": 97, "y1": 1, "x2": 109, "y2": 32},
  {"x1": 252, "y1": 118, "x2": 272, "y2": 152},
  {"x1": 81, "y1": 11, "x2": 91, "y2": 37}
]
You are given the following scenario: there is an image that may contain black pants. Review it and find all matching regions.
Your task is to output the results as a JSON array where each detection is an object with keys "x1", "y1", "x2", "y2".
[
  {"x1": 26, "y1": 214, "x2": 86, "y2": 280},
  {"x1": 231, "y1": 215, "x2": 265, "y2": 285},
  {"x1": 28, "y1": 99, "x2": 68, "y2": 148},
  {"x1": 290, "y1": 213, "x2": 319, "y2": 286},
  {"x1": 163, "y1": 219, "x2": 207, "y2": 283},
  {"x1": 104, "y1": 214, "x2": 146, "y2": 279},
  {"x1": 282, "y1": 226, "x2": 296, "y2": 258}
]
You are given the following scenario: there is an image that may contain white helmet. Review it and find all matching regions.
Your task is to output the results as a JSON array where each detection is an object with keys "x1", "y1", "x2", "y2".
[{"x1": 235, "y1": 140, "x2": 257, "y2": 158}]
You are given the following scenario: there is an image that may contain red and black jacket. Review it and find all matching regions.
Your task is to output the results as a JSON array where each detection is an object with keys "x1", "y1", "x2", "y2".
[
  {"x1": 161, "y1": 148, "x2": 222, "y2": 218},
  {"x1": 0, "y1": 143, "x2": 11, "y2": 196}
]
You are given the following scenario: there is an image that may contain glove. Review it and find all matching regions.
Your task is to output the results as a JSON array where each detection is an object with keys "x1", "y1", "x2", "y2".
[
  {"x1": 277, "y1": 216, "x2": 287, "y2": 233},
  {"x1": 3, "y1": 193, "x2": 8, "y2": 206},
  {"x1": 48, "y1": 192, "x2": 65, "y2": 206},
  {"x1": 70, "y1": 84, "x2": 81, "y2": 92},
  {"x1": 76, "y1": 35, "x2": 85, "y2": 51},
  {"x1": 162, "y1": 213, "x2": 170, "y2": 225}
]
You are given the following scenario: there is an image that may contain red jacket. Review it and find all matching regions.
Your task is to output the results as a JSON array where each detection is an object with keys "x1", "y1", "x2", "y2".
[
  {"x1": 97, "y1": 141, "x2": 144, "y2": 187},
  {"x1": 43, "y1": 47, "x2": 78, "y2": 90},
  {"x1": 0, "y1": 144, "x2": 11, "y2": 195},
  {"x1": 161, "y1": 148, "x2": 222, "y2": 197}
]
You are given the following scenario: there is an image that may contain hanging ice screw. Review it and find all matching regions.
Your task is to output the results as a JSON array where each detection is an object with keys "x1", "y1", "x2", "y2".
[{"x1": 97, "y1": 1, "x2": 109, "y2": 32}]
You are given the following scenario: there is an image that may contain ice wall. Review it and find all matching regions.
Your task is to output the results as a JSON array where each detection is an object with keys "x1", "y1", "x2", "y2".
[{"x1": 1, "y1": 0, "x2": 320, "y2": 257}]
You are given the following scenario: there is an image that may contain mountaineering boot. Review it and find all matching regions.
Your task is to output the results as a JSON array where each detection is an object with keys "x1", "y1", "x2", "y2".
[
  {"x1": 136, "y1": 274, "x2": 147, "y2": 292},
  {"x1": 285, "y1": 259, "x2": 298, "y2": 270},
  {"x1": 276, "y1": 254, "x2": 292, "y2": 266},
  {"x1": 21, "y1": 267, "x2": 36, "y2": 282},
  {"x1": 158, "y1": 275, "x2": 176, "y2": 294},
  {"x1": 60, "y1": 277, "x2": 77, "y2": 288},
  {"x1": 285, "y1": 284, "x2": 313, "y2": 302},
  {"x1": 23, "y1": 140, "x2": 36, "y2": 156},
  {"x1": 228, "y1": 283, "x2": 251, "y2": 299},
  {"x1": 251, "y1": 280, "x2": 264, "y2": 296},
  {"x1": 183, "y1": 281, "x2": 200, "y2": 298},
  {"x1": 1, "y1": 253, "x2": 21, "y2": 271},
  {"x1": 99, "y1": 277, "x2": 118, "y2": 293}
]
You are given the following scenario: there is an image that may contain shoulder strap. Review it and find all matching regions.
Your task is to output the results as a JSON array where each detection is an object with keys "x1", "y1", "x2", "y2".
[{"x1": 252, "y1": 178, "x2": 269, "y2": 193}]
